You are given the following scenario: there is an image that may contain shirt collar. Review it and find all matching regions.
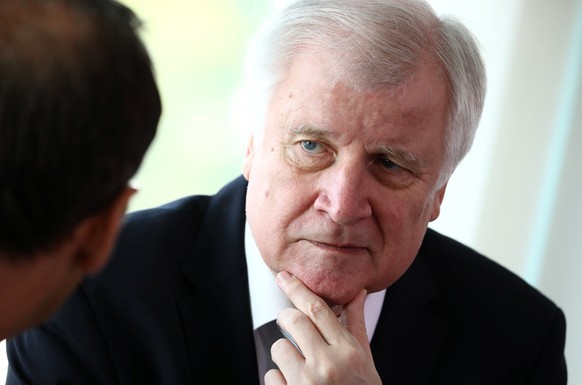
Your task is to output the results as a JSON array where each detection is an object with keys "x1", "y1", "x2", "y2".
[{"x1": 245, "y1": 221, "x2": 386, "y2": 342}]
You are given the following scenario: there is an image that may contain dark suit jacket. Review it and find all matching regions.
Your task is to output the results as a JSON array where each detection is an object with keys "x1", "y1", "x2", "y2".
[{"x1": 7, "y1": 176, "x2": 567, "y2": 384}]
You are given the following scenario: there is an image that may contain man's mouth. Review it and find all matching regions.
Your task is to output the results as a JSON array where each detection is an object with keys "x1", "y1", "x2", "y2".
[{"x1": 308, "y1": 240, "x2": 367, "y2": 252}]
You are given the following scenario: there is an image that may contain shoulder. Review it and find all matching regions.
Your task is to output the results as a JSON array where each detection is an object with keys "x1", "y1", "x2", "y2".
[
  {"x1": 119, "y1": 194, "x2": 211, "y2": 247},
  {"x1": 409, "y1": 229, "x2": 567, "y2": 382},
  {"x1": 419, "y1": 228, "x2": 561, "y2": 326},
  {"x1": 115, "y1": 175, "x2": 248, "y2": 257},
  {"x1": 377, "y1": 230, "x2": 567, "y2": 385},
  {"x1": 85, "y1": 176, "x2": 248, "y2": 290}
]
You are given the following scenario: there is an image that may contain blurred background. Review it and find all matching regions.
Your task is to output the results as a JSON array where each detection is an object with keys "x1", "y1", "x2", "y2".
[{"x1": 2, "y1": 0, "x2": 580, "y2": 382}]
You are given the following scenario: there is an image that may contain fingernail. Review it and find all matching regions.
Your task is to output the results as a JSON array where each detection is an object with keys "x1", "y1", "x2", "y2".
[{"x1": 276, "y1": 271, "x2": 292, "y2": 284}]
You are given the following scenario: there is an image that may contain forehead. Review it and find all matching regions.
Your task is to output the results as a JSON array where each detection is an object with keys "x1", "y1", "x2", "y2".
[{"x1": 270, "y1": 54, "x2": 450, "y2": 143}]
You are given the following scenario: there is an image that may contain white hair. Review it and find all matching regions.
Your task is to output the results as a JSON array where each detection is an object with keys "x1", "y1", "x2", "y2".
[{"x1": 244, "y1": 0, "x2": 486, "y2": 186}]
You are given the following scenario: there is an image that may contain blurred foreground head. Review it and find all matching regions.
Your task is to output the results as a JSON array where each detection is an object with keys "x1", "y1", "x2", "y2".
[
  {"x1": 0, "y1": 0, "x2": 161, "y2": 258},
  {"x1": 0, "y1": 0, "x2": 161, "y2": 339}
]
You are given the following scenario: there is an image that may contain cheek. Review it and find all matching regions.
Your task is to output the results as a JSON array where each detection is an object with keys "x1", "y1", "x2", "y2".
[
  {"x1": 384, "y1": 191, "x2": 436, "y2": 229},
  {"x1": 246, "y1": 172, "x2": 307, "y2": 267},
  {"x1": 373, "y1": 195, "x2": 434, "y2": 283}
]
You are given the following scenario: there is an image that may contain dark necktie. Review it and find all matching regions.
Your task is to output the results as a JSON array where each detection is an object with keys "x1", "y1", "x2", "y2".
[{"x1": 254, "y1": 320, "x2": 283, "y2": 384}]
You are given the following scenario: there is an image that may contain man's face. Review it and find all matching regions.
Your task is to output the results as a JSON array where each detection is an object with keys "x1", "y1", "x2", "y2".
[{"x1": 244, "y1": 54, "x2": 449, "y2": 306}]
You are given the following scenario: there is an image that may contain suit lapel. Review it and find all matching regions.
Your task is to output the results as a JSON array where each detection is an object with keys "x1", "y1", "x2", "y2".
[
  {"x1": 371, "y1": 250, "x2": 449, "y2": 384},
  {"x1": 177, "y1": 273, "x2": 258, "y2": 384},
  {"x1": 177, "y1": 177, "x2": 260, "y2": 385}
]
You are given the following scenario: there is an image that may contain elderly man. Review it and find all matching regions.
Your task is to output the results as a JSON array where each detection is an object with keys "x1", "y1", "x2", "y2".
[
  {"x1": 0, "y1": 0, "x2": 160, "y2": 341},
  {"x1": 7, "y1": 0, "x2": 566, "y2": 384}
]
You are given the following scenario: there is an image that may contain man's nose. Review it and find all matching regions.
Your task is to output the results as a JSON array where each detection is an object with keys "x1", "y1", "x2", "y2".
[{"x1": 313, "y1": 161, "x2": 372, "y2": 225}]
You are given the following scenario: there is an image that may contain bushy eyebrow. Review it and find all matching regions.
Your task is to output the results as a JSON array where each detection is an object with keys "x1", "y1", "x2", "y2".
[
  {"x1": 377, "y1": 145, "x2": 418, "y2": 168},
  {"x1": 284, "y1": 124, "x2": 334, "y2": 140}
]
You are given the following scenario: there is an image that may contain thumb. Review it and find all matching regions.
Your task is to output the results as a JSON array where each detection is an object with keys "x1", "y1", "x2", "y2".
[{"x1": 341, "y1": 289, "x2": 370, "y2": 351}]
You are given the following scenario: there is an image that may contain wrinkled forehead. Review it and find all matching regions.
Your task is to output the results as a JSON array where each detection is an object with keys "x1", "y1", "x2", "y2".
[
  {"x1": 281, "y1": 49, "x2": 450, "y2": 107},
  {"x1": 283, "y1": 42, "x2": 449, "y2": 96},
  {"x1": 272, "y1": 53, "x2": 450, "y2": 144}
]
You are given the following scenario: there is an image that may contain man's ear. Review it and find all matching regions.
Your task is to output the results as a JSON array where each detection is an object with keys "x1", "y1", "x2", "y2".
[
  {"x1": 242, "y1": 135, "x2": 255, "y2": 180},
  {"x1": 429, "y1": 182, "x2": 448, "y2": 222},
  {"x1": 72, "y1": 186, "x2": 136, "y2": 274}
]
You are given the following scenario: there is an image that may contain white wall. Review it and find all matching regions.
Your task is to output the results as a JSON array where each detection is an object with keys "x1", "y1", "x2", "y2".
[
  {"x1": 430, "y1": 0, "x2": 582, "y2": 381},
  {"x1": 2, "y1": 0, "x2": 581, "y2": 382}
]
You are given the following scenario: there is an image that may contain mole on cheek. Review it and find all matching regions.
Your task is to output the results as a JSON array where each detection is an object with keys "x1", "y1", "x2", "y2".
[{"x1": 288, "y1": 91, "x2": 293, "y2": 99}]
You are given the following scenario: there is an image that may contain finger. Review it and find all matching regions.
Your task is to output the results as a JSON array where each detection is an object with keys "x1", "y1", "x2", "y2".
[
  {"x1": 278, "y1": 322, "x2": 304, "y2": 356},
  {"x1": 264, "y1": 368, "x2": 286, "y2": 385},
  {"x1": 276, "y1": 307, "x2": 326, "y2": 358},
  {"x1": 341, "y1": 289, "x2": 370, "y2": 351},
  {"x1": 270, "y1": 338, "x2": 304, "y2": 381},
  {"x1": 276, "y1": 271, "x2": 342, "y2": 343}
]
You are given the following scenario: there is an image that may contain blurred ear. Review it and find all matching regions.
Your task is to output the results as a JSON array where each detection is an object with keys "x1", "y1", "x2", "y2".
[
  {"x1": 429, "y1": 182, "x2": 447, "y2": 222},
  {"x1": 72, "y1": 186, "x2": 136, "y2": 274},
  {"x1": 242, "y1": 135, "x2": 255, "y2": 180}
]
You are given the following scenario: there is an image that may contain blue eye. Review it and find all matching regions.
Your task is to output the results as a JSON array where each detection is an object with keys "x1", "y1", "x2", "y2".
[{"x1": 301, "y1": 140, "x2": 320, "y2": 152}]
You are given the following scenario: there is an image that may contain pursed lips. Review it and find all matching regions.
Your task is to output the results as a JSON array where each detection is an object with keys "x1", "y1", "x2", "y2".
[{"x1": 306, "y1": 239, "x2": 368, "y2": 252}]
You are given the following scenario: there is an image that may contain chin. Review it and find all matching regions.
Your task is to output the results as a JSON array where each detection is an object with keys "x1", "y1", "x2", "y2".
[
  {"x1": 321, "y1": 292, "x2": 356, "y2": 308},
  {"x1": 299, "y1": 275, "x2": 359, "y2": 307}
]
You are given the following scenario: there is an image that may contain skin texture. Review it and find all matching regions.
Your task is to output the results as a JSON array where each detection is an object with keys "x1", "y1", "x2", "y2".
[{"x1": 243, "y1": 53, "x2": 450, "y2": 307}]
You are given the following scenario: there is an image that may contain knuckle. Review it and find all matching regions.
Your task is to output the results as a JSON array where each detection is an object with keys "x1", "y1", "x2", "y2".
[
  {"x1": 278, "y1": 308, "x2": 306, "y2": 328},
  {"x1": 305, "y1": 297, "x2": 329, "y2": 319},
  {"x1": 277, "y1": 307, "x2": 296, "y2": 320},
  {"x1": 264, "y1": 368, "x2": 283, "y2": 385},
  {"x1": 343, "y1": 347, "x2": 361, "y2": 363},
  {"x1": 270, "y1": 338, "x2": 286, "y2": 357},
  {"x1": 289, "y1": 310, "x2": 307, "y2": 328},
  {"x1": 314, "y1": 362, "x2": 339, "y2": 382}
]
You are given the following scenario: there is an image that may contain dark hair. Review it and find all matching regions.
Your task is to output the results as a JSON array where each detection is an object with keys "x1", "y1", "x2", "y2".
[{"x1": 0, "y1": 0, "x2": 161, "y2": 258}]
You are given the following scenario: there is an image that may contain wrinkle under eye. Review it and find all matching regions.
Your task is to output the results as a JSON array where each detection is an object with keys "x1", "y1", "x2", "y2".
[
  {"x1": 373, "y1": 157, "x2": 416, "y2": 189},
  {"x1": 284, "y1": 140, "x2": 334, "y2": 171}
]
